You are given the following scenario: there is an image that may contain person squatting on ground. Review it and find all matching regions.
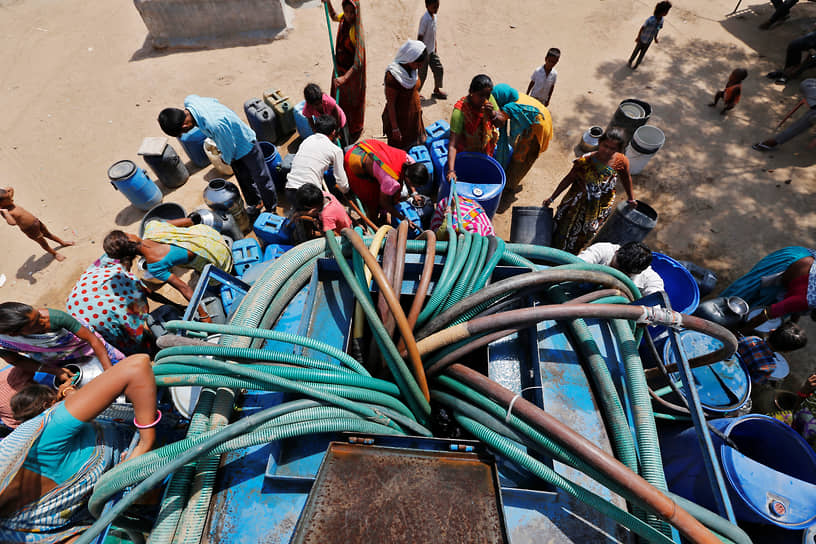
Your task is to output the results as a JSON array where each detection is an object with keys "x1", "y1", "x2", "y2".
[
  {"x1": 158, "y1": 95, "x2": 278, "y2": 218},
  {"x1": 285, "y1": 115, "x2": 350, "y2": 204},
  {"x1": 737, "y1": 321, "x2": 807, "y2": 384},
  {"x1": 753, "y1": 79, "x2": 816, "y2": 150},
  {"x1": 285, "y1": 184, "x2": 352, "y2": 244},
  {"x1": 628, "y1": 1, "x2": 672, "y2": 69},
  {"x1": 708, "y1": 68, "x2": 748, "y2": 115},
  {"x1": 0, "y1": 187, "x2": 73, "y2": 262}
]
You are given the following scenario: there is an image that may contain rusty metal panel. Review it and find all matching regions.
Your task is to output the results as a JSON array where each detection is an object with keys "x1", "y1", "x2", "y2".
[{"x1": 291, "y1": 442, "x2": 508, "y2": 544}]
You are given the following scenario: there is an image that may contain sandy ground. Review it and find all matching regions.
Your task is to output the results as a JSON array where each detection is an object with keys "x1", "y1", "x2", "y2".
[{"x1": 0, "y1": 0, "x2": 814, "y2": 396}]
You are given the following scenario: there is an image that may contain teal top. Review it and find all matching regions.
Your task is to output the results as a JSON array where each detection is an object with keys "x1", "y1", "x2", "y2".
[
  {"x1": 46, "y1": 309, "x2": 82, "y2": 334},
  {"x1": 23, "y1": 403, "x2": 96, "y2": 484},
  {"x1": 146, "y1": 245, "x2": 192, "y2": 282}
]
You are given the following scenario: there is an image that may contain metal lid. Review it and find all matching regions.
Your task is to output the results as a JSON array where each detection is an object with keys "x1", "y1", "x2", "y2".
[{"x1": 108, "y1": 160, "x2": 137, "y2": 181}]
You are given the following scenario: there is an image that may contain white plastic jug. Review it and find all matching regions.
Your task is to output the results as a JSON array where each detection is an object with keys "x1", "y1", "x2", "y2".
[{"x1": 203, "y1": 138, "x2": 234, "y2": 176}]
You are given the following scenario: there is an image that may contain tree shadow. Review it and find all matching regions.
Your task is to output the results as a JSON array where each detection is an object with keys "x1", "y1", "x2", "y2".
[{"x1": 16, "y1": 254, "x2": 54, "y2": 285}]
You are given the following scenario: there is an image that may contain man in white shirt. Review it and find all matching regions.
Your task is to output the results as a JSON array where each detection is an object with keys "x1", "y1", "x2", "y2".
[
  {"x1": 526, "y1": 48, "x2": 560, "y2": 107},
  {"x1": 578, "y1": 241, "x2": 665, "y2": 296},
  {"x1": 285, "y1": 115, "x2": 350, "y2": 204},
  {"x1": 417, "y1": 0, "x2": 447, "y2": 99}
]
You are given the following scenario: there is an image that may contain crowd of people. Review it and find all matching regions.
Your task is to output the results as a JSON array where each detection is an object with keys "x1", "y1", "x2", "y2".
[{"x1": 1, "y1": 0, "x2": 815, "y2": 541}]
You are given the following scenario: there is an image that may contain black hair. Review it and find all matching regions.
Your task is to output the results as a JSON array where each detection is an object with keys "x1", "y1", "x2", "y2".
[
  {"x1": 11, "y1": 385, "x2": 56, "y2": 422},
  {"x1": 413, "y1": 48, "x2": 429, "y2": 65},
  {"x1": 304, "y1": 83, "x2": 323, "y2": 105},
  {"x1": 654, "y1": 1, "x2": 672, "y2": 16},
  {"x1": 425, "y1": 0, "x2": 439, "y2": 6},
  {"x1": 0, "y1": 188, "x2": 9, "y2": 201},
  {"x1": 158, "y1": 108, "x2": 187, "y2": 137},
  {"x1": 768, "y1": 321, "x2": 807, "y2": 352},
  {"x1": 294, "y1": 184, "x2": 325, "y2": 212},
  {"x1": 615, "y1": 242, "x2": 653, "y2": 275},
  {"x1": 546, "y1": 48, "x2": 561, "y2": 59},
  {"x1": 403, "y1": 163, "x2": 429, "y2": 188},
  {"x1": 0, "y1": 302, "x2": 35, "y2": 335},
  {"x1": 732, "y1": 68, "x2": 748, "y2": 82},
  {"x1": 598, "y1": 128, "x2": 626, "y2": 152},
  {"x1": 468, "y1": 74, "x2": 494, "y2": 94},
  {"x1": 312, "y1": 114, "x2": 338, "y2": 137},
  {"x1": 103, "y1": 231, "x2": 141, "y2": 263}
]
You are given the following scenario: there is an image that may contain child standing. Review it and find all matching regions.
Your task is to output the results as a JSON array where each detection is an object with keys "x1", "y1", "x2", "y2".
[
  {"x1": 0, "y1": 187, "x2": 73, "y2": 261},
  {"x1": 709, "y1": 69, "x2": 748, "y2": 115},
  {"x1": 527, "y1": 48, "x2": 560, "y2": 107},
  {"x1": 417, "y1": 0, "x2": 447, "y2": 99},
  {"x1": 628, "y1": 1, "x2": 672, "y2": 69}
]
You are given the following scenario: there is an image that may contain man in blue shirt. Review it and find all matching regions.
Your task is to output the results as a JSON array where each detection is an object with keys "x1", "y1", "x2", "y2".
[{"x1": 159, "y1": 95, "x2": 277, "y2": 215}]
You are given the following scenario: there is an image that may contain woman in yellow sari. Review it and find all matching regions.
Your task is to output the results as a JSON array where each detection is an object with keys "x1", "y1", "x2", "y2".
[{"x1": 491, "y1": 83, "x2": 553, "y2": 192}]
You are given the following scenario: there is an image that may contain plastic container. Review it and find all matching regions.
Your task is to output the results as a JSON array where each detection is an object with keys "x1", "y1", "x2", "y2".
[
  {"x1": 244, "y1": 97, "x2": 278, "y2": 144},
  {"x1": 259, "y1": 142, "x2": 282, "y2": 180},
  {"x1": 263, "y1": 243, "x2": 294, "y2": 262},
  {"x1": 146, "y1": 304, "x2": 183, "y2": 341},
  {"x1": 263, "y1": 89, "x2": 296, "y2": 142},
  {"x1": 391, "y1": 201, "x2": 422, "y2": 238},
  {"x1": 178, "y1": 127, "x2": 210, "y2": 168},
  {"x1": 142, "y1": 143, "x2": 189, "y2": 189},
  {"x1": 591, "y1": 200, "x2": 657, "y2": 246},
  {"x1": 429, "y1": 138, "x2": 449, "y2": 189},
  {"x1": 693, "y1": 297, "x2": 748, "y2": 329},
  {"x1": 678, "y1": 260, "x2": 717, "y2": 297},
  {"x1": 138, "y1": 202, "x2": 186, "y2": 238},
  {"x1": 253, "y1": 212, "x2": 290, "y2": 246},
  {"x1": 662, "y1": 329, "x2": 750, "y2": 413},
  {"x1": 438, "y1": 152, "x2": 506, "y2": 218},
  {"x1": 203, "y1": 138, "x2": 234, "y2": 176},
  {"x1": 509, "y1": 206, "x2": 553, "y2": 247},
  {"x1": 231, "y1": 238, "x2": 262, "y2": 277},
  {"x1": 108, "y1": 160, "x2": 163, "y2": 211},
  {"x1": 274, "y1": 153, "x2": 294, "y2": 189},
  {"x1": 661, "y1": 415, "x2": 816, "y2": 529},
  {"x1": 607, "y1": 98, "x2": 651, "y2": 146},
  {"x1": 203, "y1": 179, "x2": 250, "y2": 235},
  {"x1": 294, "y1": 100, "x2": 314, "y2": 140},
  {"x1": 425, "y1": 119, "x2": 450, "y2": 144},
  {"x1": 625, "y1": 125, "x2": 665, "y2": 175},
  {"x1": 408, "y1": 145, "x2": 435, "y2": 195},
  {"x1": 579, "y1": 126, "x2": 604, "y2": 153},
  {"x1": 651, "y1": 252, "x2": 700, "y2": 314}
]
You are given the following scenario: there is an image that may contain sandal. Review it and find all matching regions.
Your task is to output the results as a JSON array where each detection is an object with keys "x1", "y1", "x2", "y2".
[
  {"x1": 775, "y1": 76, "x2": 788, "y2": 85},
  {"x1": 431, "y1": 91, "x2": 448, "y2": 100},
  {"x1": 766, "y1": 71, "x2": 784, "y2": 79},
  {"x1": 752, "y1": 142, "x2": 774, "y2": 151}
]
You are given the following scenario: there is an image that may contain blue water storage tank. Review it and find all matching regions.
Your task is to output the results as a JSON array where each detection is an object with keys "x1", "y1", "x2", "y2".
[
  {"x1": 408, "y1": 145, "x2": 434, "y2": 196},
  {"x1": 425, "y1": 119, "x2": 450, "y2": 144},
  {"x1": 231, "y1": 238, "x2": 262, "y2": 277},
  {"x1": 651, "y1": 253, "x2": 700, "y2": 314},
  {"x1": 662, "y1": 329, "x2": 750, "y2": 414},
  {"x1": 253, "y1": 212, "x2": 290, "y2": 246},
  {"x1": 108, "y1": 160, "x2": 163, "y2": 211},
  {"x1": 178, "y1": 127, "x2": 210, "y2": 168},
  {"x1": 661, "y1": 415, "x2": 816, "y2": 529},
  {"x1": 294, "y1": 100, "x2": 314, "y2": 140},
  {"x1": 244, "y1": 98, "x2": 278, "y2": 145},
  {"x1": 429, "y1": 139, "x2": 449, "y2": 189},
  {"x1": 438, "y1": 152, "x2": 506, "y2": 218}
]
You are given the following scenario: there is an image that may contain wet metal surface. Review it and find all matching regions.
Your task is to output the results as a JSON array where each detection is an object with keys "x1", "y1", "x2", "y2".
[{"x1": 291, "y1": 442, "x2": 508, "y2": 544}]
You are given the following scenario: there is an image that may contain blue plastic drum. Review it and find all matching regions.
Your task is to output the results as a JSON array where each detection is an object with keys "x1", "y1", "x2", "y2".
[
  {"x1": 178, "y1": 127, "x2": 210, "y2": 168},
  {"x1": 438, "y1": 152, "x2": 506, "y2": 218},
  {"x1": 662, "y1": 329, "x2": 751, "y2": 414},
  {"x1": 651, "y1": 252, "x2": 700, "y2": 314},
  {"x1": 108, "y1": 160, "x2": 162, "y2": 211},
  {"x1": 259, "y1": 142, "x2": 282, "y2": 176}
]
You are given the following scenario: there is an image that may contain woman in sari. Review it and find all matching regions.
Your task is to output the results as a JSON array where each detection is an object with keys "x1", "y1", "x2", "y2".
[
  {"x1": 0, "y1": 302, "x2": 124, "y2": 430},
  {"x1": 66, "y1": 255, "x2": 154, "y2": 356},
  {"x1": 543, "y1": 128, "x2": 636, "y2": 254},
  {"x1": 446, "y1": 74, "x2": 505, "y2": 184},
  {"x1": 491, "y1": 83, "x2": 553, "y2": 192},
  {"x1": 722, "y1": 247, "x2": 816, "y2": 328},
  {"x1": 382, "y1": 40, "x2": 427, "y2": 149},
  {"x1": 0, "y1": 354, "x2": 157, "y2": 543},
  {"x1": 102, "y1": 219, "x2": 232, "y2": 304},
  {"x1": 323, "y1": 0, "x2": 366, "y2": 142}
]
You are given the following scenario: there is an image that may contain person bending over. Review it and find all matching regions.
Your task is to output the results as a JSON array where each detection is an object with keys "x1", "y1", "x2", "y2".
[{"x1": 578, "y1": 241, "x2": 664, "y2": 296}]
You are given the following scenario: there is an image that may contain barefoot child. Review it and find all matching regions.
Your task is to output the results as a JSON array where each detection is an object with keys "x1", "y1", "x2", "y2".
[
  {"x1": 527, "y1": 48, "x2": 560, "y2": 107},
  {"x1": 0, "y1": 187, "x2": 73, "y2": 261},
  {"x1": 709, "y1": 68, "x2": 748, "y2": 115},
  {"x1": 417, "y1": 0, "x2": 447, "y2": 99}
]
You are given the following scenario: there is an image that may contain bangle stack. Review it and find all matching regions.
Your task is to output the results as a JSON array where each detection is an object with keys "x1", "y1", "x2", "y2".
[{"x1": 134, "y1": 409, "x2": 162, "y2": 429}]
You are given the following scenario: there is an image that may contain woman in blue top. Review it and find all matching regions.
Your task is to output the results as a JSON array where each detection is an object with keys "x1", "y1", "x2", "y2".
[{"x1": 0, "y1": 354, "x2": 157, "y2": 543}]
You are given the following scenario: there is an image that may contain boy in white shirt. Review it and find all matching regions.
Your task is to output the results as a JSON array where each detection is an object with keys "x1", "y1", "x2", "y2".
[
  {"x1": 527, "y1": 48, "x2": 560, "y2": 107},
  {"x1": 417, "y1": 0, "x2": 447, "y2": 99},
  {"x1": 578, "y1": 241, "x2": 665, "y2": 296},
  {"x1": 285, "y1": 115, "x2": 349, "y2": 204}
]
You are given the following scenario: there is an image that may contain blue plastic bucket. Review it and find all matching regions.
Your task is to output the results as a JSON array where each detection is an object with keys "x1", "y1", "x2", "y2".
[
  {"x1": 662, "y1": 329, "x2": 751, "y2": 413},
  {"x1": 661, "y1": 415, "x2": 816, "y2": 529},
  {"x1": 178, "y1": 127, "x2": 210, "y2": 168},
  {"x1": 294, "y1": 100, "x2": 314, "y2": 140},
  {"x1": 438, "y1": 152, "x2": 506, "y2": 218},
  {"x1": 108, "y1": 160, "x2": 162, "y2": 211},
  {"x1": 651, "y1": 252, "x2": 700, "y2": 314},
  {"x1": 259, "y1": 142, "x2": 282, "y2": 179}
]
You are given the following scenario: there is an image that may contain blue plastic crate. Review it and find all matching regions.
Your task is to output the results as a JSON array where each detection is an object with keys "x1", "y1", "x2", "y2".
[
  {"x1": 231, "y1": 238, "x2": 262, "y2": 277},
  {"x1": 253, "y1": 212, "x2": 290, "y2": 246},
  {"x1": 263, "y1": 243, "x2": 294, "y2": 262},
  {"x1": 425, "y1": 119, "x2": 450, "y2": 144}
]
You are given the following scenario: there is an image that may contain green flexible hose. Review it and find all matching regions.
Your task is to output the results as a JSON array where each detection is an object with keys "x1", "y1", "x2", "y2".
[
  {"x1": 455, "y1": 414, "x2": 675, "y2": 544},
  {"x1": 251, "y1": 258, "x2": 319, "y2": 347},
  {"x1": 440, "y1": 232, "x2": 482, "y2": 313},
  {"x1": 415, "y1": 228, "x2": 459, "y2": 325},
  {"x1": 435, "y1": 231, "x2": 473, "y2": 316},
  {"x1": 473, "y1": 237, "x2": 505, "y2": 291},
  {"x1": 504, "y1": 243, "x2": 582, "y2": 266},
  {"x1": 154, "y1": 345, "x2": 354, "y2": 375}
]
